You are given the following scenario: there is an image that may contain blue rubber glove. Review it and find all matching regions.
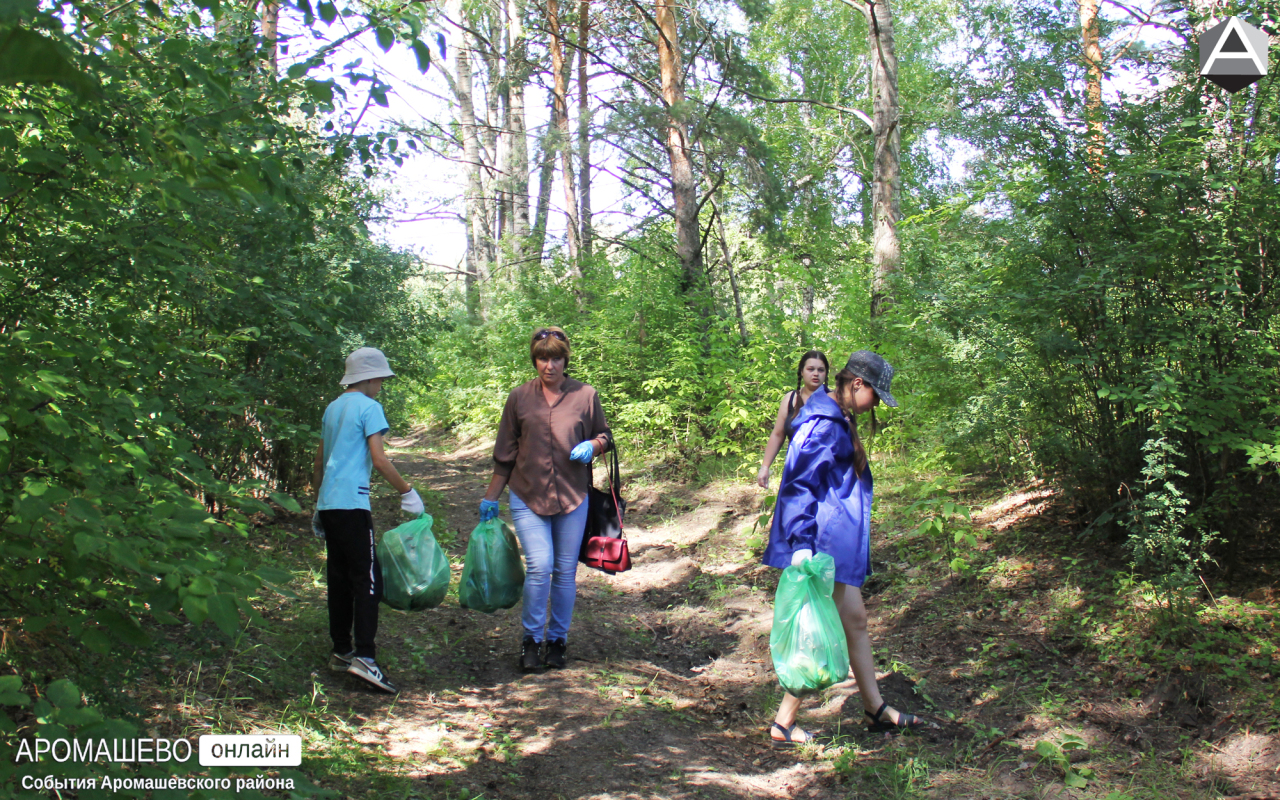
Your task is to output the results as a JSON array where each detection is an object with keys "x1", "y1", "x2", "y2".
[
  {"x1": 311, "y1": 511, "x2": 325, "y2": 540},
  {"x1": 479, "y1": 499, "x2": 499, "y2": 521},
  {"x1": 570, "y1": 441, "x2": 595, "y2": 464}
]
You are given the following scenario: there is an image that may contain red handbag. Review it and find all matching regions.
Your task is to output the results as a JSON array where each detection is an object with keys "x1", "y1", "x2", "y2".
[
  {"x1": 579, "y1": 529, "x2": 630, "y2": 573},
  {"x1": 580, "y1": 444, "x2": 630, "y2": 574}
]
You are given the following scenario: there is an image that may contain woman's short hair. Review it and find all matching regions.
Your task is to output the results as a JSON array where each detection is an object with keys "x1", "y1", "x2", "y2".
[{"x1": 530, "y1": 326, "x2": 571, "y2": 368}]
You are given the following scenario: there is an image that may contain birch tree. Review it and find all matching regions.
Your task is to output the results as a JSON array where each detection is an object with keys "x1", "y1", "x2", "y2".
[
  {"x1": 507, "y1": 0, "x2": 532, "y2": 254},
  {"x1": 549, "y1": 0, "x2": 582, "y2": 264},
  {"x1": 447, "y1": 0, "x2": 488, "y2": 316},
  {"x1": 577, "y1": 0, "x2": 593, "y2": 259},
  {"x1": 838, "y1": 0, "x2": 901, "y2": 318}
]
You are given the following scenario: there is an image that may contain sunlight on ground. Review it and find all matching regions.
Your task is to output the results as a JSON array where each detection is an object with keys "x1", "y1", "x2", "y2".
[
  {"x1": 1198, "y1": 731, "x2": 1280, "y2": 778},
  {"x1": 973, "y1": 487, "x2": 1057, "y2": 531}
]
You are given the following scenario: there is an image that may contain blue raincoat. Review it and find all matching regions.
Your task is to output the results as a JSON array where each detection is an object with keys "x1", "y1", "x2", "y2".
[{"x1": 762, "y1": 388, "x2": 873, "y2": 587}]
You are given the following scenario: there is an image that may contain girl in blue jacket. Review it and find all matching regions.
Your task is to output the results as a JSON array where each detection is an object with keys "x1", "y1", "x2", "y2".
[{"x1": 763, "y1": 350, "x2": 928, "y2": 746}]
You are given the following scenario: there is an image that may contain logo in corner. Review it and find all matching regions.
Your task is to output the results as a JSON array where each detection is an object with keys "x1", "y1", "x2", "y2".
[{"x1": 1199, "y1": 16, "x2": 1270, "y2": 93}]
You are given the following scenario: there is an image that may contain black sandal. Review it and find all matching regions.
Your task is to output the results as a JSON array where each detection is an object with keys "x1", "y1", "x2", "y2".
[
  {"x1": 865, "y1": 701, "x2": 928, "y2": 733},
  {"x1": 769, "y1": 721, "x2": 815, "y2": 749}
]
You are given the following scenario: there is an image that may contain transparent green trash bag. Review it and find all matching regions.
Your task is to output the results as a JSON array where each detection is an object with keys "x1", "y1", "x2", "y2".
[
  {"x1": 458, "y1": 518, "x2": 524, "y2": 613},
  {"x1": 769, "y1": 552, "x2": 850, "y2": 697},
  {"x1": 378, "y1": 513, "x2": 451, "y2": 611}
]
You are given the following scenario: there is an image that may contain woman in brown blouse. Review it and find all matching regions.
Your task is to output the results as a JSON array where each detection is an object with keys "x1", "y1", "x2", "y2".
[{"x1": 480, "y1": 326, "x2": 611, "y2": 672}]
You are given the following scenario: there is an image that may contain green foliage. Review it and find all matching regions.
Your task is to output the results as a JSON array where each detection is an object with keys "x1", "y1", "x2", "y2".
[
  {"x1": 1124, "y1": 425, "x2": 1219, "y2": 614},
  {"x1": 906, "y1": 494, "x2": 977, "y2": 575},
  {"x1": 1034, "y1": 734, "x2": 1094, "y2": 789},
  {"x1": 834, "y1": 749, "x2": 931, "y2": 798},
  {"x1": 0, "y1": 23, "x2": 95, "y2": 93},
  {"x1": 414, "y1": 227, "x2": 856, "y2": 466},
  {"x1": 890, "y1": 0, "x2": 1280, "y2": 566},
  {"x1": 1, "y1": 0, "x2": 443, "y2": 688}
]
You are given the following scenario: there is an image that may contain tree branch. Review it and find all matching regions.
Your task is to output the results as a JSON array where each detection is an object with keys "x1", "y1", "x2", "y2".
[
  {"x1": 1104, "y1": 0, "x2": 1190, "y2": 51},
  {"x1": 704, "y1": 77, "x2": 874, "y2": 130}
]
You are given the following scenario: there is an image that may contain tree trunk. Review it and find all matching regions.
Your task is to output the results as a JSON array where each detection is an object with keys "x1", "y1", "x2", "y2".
[
  {"x1": 549, "y1": 0, "x2": 581, "y2": 264},
  {"x1": 801, "y1": 282, "x2": 814, "y2": 348},
  {"x1": 655, "y1": 0, "x2": 703, "y2": 296},
  {"x1": 1079, "y1": 0, "x2": 1105, "y2": 172},
  {"x1": 508, "y1": 0, "x2": 531, "y2": 255},
  {"x1": 530, "y1": 113, "x2": 557, "y2": 265},
  {"x1": 701, "y1": 153, "x2": 747, "y2": 345},
  {"x1": 863, "y1": 0, "x2": 900, "y2": 319},
  {"x1": 713, "y1": 201, "x2": 748, "y2": 345},
  {"x1": 481, "y1": 17, "x2": 502, "y2": 270},
  {"x1": 577, "y1": 0, "x2": 593, "y2": 260},
  {"x1": 261, "y1": 1, "x2": 280, "y2": 75},
  {"x1": 495, "y1": 40, "x2": 511, "y2": 248},
  {"x1": 450, "y1": 0, "x2": 485, "y2": 318}
]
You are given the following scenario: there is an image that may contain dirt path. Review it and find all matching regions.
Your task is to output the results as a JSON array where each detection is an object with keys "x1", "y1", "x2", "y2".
[
  {"x1": 315, "y1": 430, "x2": 922, "y2": 799},
  {"x1": 295, "y1": 431, "x2": 1280, "y2": 800}
]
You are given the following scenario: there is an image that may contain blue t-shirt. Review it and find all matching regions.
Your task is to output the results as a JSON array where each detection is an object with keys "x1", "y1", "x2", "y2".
[{"x1": 317, "y1": 392, "x2": 391, "y2": 511}]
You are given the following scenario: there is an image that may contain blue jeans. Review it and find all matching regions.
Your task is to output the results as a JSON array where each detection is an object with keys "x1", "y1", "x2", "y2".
[{"x1": 509, "y1": 492, "x2": 589, "y2": 642}]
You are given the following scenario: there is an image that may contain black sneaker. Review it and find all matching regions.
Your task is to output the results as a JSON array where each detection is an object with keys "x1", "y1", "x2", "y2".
[
  {"x1": 520, "y1": 636, "x2": 543, "y2": 672},
  {"x1": 328, "y1": 649, "x2": 355, "y2": 673},
  {"x1": 348, "y1": 656, "x2": 397, "y2": 693},
  {"x1": 544, "y1": 639, "x2": 567, "y2": 669}
]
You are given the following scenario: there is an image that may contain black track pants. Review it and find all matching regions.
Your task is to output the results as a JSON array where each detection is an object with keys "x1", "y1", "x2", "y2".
[{"x1": 320, "y1": 509, "x2": 382, "y2": 659}]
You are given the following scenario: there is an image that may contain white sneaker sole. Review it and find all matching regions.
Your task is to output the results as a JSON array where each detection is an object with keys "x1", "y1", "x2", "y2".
[{"x1": 348, "y1": 661, "x2": 396, "y2": 693}]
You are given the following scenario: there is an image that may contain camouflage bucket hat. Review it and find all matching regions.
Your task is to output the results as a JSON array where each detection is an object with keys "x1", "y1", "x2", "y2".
[{"x1": 843, "y1": 350, "x2": 898, "y2": 407}]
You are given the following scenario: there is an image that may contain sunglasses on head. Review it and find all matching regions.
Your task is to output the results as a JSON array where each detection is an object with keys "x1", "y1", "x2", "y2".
[{"x1": 534, "y1": 329, "x2": 567, "y2": 342}]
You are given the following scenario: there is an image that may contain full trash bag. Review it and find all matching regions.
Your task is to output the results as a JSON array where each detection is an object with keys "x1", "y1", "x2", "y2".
[
  {"x1": 769, "y1": 552, "x2": 850, "y2": 697},
  {"x1": 378, "y1": 513, "x2": 451, "y2": 611},
  {"x1": 458, "y1": 518, "x2": 524, "y2": 613}
]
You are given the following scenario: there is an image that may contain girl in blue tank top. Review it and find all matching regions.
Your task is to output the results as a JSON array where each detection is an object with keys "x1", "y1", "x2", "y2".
[{"x1": 757, "y1": 351, "x2": 829, "y2": 489}]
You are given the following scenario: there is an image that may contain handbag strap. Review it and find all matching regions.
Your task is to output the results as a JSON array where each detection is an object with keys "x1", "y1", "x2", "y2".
[
  {"x1": 604, "y1": 440, "x2": 621, "y2": 493},
  {"x1": 604, "y1": 441, "x2": 625, "y2": 540}
]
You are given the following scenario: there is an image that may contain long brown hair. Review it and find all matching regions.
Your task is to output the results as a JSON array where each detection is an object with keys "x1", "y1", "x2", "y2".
[{"x1": 834, "y1": 367, "x2": 875, "y2": 474}]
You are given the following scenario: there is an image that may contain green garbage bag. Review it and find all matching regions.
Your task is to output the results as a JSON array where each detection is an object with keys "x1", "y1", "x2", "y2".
[
  {"x1": 769, "y1": 552, "x2": 850, "y2": 697},
  {"x1": 378, "y1": 513, "x2": 451, "y2": 611},
  {"x1": 458, "y1": 518, "x2": 524, "y2": 613}
]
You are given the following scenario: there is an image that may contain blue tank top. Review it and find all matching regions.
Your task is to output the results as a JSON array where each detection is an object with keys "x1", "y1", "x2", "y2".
[{"x1": 783, "y1": 391, "x2": 801, "y2": 439}]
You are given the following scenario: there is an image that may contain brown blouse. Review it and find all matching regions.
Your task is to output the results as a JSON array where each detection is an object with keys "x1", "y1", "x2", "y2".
[{"x1": 493, "y1": 377, "x2": 612, "y2": 516}]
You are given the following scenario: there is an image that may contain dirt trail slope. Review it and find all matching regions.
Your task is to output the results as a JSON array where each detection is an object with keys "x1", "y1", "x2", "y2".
[
  {"x1": 304, "y1": 431, "x2": 1280, "y2": 800},
  {"x1": 320, "y1": 431, "x2": 922, "y2": 800}
]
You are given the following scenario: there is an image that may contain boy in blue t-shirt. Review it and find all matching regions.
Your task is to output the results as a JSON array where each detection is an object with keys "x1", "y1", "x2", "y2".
[{"x1": 313, "y1": 347, "x2": 423, "y2": 693}]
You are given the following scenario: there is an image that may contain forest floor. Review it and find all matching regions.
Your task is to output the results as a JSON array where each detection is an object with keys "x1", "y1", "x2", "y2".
[{"x1": 121, "y1": 428, "x2": 1279, "y2": 799}]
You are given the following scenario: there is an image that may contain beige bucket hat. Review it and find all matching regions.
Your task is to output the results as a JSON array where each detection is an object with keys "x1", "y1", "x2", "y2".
[{"x1": 341, "y1": 347, "x2": 395, "y2": 386}]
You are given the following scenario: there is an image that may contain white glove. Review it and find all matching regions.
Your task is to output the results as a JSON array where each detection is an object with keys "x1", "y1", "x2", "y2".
[
  {"x1": 790, "y1": 548, "x2": 813, "y2": 567},
  {"x1": 400, "y1": 488, "x2": 424, "y2": 515}
]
